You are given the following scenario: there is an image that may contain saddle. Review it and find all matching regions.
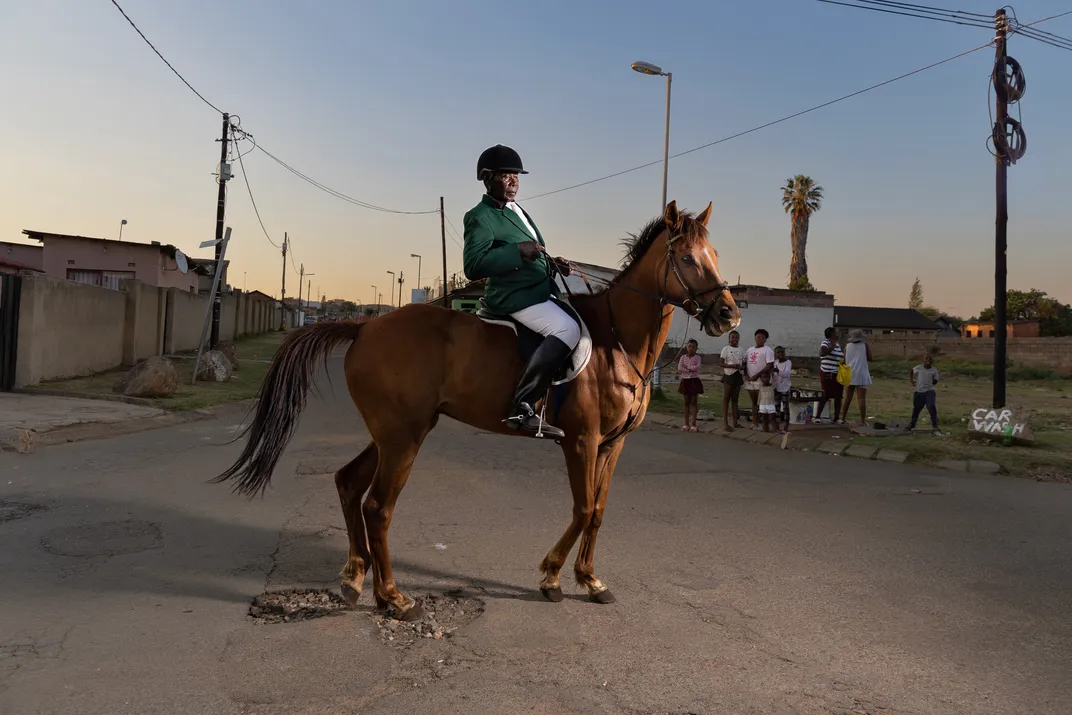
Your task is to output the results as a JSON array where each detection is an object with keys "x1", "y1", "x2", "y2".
[{"x1": 475, "y1": 296, "x2": 593, "y2": 385}]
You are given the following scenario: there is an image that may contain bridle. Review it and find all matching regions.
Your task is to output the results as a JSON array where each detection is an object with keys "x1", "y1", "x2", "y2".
[{"x1": 557, "y1": 224, "x2": 730, "y2": 394}]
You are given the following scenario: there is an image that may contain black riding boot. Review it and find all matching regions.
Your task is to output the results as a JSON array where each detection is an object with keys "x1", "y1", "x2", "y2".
[{"x1": 506, "y1": 336, "x2": 573, "y2": 439}]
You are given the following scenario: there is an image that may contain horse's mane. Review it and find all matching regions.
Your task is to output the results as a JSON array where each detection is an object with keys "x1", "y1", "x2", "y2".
[{"x1": 573, "y1": 211, "x2": 706, "y2": 299}]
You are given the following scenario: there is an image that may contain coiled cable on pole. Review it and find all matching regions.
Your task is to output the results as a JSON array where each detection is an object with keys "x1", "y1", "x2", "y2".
[
  {"x1": 992, "y1": 116, "x2": 1027, "y2": 164},
  {"x1": 993, "y1": 55, "x2": 1026, "y2": 103}
]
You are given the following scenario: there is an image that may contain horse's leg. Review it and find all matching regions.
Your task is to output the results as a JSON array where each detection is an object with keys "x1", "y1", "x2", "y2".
[
  {"x1": 538, "y1": 435, "x2": 598, "y2": 602},
  {"x1": 574, "y1": 440, "x2": 625, "y2": 604},
  {"x1": 363, "y1": 437, "x2": 424, "y2": 620},
  {"x1": 334, "y1": 443, "x2": 378, "y2": 608}
]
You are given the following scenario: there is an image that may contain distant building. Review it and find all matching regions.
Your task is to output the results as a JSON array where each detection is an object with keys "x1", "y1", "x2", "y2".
[
  {"x1": 21, "y1": 230, "x2": 204, "y2": 293},
  {"x1": 961, "y1": 319, "x2": 1040, "y2": 338},
  {"x1": 833, "y1": 306, "x2": 941, "y2": 338},
  {"x1": 188, "y1": 257, "x2": 230, "y2": 295},
  {"x1": 0, "y1": 241, "x2": 44, "y2": 275}
]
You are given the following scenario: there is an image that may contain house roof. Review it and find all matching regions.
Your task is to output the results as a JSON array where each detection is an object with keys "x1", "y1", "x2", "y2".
[
  {"x1": 22, "y1": 229, "x2": 184, "y2": 259},
  {"x1": 245, "y1": 290, "x2": 276, "y2": 302},
  {"x1": 834, "y1": 306, "x2": 941, "y2": 331},
  {"x1": 0, "y1": 257, "x2": 43, "y2": 272}
]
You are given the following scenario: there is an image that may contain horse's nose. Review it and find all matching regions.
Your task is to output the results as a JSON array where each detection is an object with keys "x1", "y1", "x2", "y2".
[{"x1": 718, "y1": 304, "x2": 736, "y2": 322}]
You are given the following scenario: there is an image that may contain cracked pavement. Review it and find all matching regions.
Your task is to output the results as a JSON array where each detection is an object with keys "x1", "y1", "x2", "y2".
[{"x1": 1, "y1": 354, "x2": 1070, "y2": 714}]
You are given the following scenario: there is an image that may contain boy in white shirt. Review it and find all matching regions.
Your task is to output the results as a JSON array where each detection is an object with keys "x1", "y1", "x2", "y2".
[
  {"x1": 744, "y1": 329, "x2": 775, "y2": 429},
  {"x1": 719, "y1": 330, "x2": 744, "y2": 430},
  {"x1": 773, "y1": 346, "x2": 792, "y2": 433}
]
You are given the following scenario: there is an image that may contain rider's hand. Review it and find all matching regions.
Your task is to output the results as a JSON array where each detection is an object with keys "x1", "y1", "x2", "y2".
[
  {"x1": 518, "y1": 242, "x2": 544, "y2": 262},
  {"x1": 553, "y1": 257, "x2": 572, "y2": 276}
]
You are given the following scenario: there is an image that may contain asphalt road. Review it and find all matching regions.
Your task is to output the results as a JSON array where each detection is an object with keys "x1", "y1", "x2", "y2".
[{"x1": 1, "y1": 356, "x2": 1070, "y2": 715}]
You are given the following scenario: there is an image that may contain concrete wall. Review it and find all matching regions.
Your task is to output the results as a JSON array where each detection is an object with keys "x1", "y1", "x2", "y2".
[
  {"x1": 13, "y1": 277, "x2": 280, "y2": 386},
  {"x1": 668, "y1": 287, "x2": 834, "y2": 359},
  {"x1": 868, "y1": 334, "x2": 1072, "y2": 374},
  {"x1": 15, "y1": 274, "x2": 127, "y2": 385}
]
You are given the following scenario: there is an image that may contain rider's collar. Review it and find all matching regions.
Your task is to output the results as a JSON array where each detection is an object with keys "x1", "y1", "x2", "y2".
[{"x1": 482, "y1": 193, "x2": 509, "y2": 210}]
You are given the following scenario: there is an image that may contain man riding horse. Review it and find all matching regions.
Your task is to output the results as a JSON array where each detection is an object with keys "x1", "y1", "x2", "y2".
[{"x1": 462, "y1": 144, "x2": 576, "y2": 440}]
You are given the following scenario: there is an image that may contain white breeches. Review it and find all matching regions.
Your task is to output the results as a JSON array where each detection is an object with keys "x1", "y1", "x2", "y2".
[{"x1": 510, "y1": 300, "x2": 581, "y2": 349}]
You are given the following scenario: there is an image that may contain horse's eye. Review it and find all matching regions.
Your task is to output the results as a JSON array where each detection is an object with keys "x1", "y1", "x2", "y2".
[{"x1": 681, "y1": 255, "x2": 696, "y2": 266}]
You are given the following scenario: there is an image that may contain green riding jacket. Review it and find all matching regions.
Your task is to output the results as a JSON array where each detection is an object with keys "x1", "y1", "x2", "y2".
[{"x1": 462, "y1": 194, "x2": 561, "y2": 315}]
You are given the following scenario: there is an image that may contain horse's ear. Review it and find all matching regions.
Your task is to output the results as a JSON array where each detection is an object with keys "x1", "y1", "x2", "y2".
[
  {"x1": 696, "y1": 201, "x2": 712, "y2": 227},
  {"x1": 664, "y1": 200, "x2": 680, "y2": 229}
]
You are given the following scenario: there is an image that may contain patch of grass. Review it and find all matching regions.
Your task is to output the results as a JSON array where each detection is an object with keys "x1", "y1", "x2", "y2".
[
  {"x1": 31, "y1": 332, "x2": 285, "y2": 412},
  {"x1": 650, "y1": 363, "x2": 1072, "y2": 479}
]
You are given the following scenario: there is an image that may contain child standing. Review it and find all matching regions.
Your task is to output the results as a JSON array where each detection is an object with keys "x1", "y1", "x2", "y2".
[
  {"x1": 677, "y1": 339, "x2": 703, "y2": 432},
  {"x1": 757, "y1": 372, "x2": 780, "y2": 433},
  {"x1": 719, "y1": 330, "x2": 744, "y2": 431},
  {"x1": 773, "y1": 346, "x2": 792, "y2": 434},
  {"x1": 908, "y1": 353, "x2": 941, "y2": 433}
]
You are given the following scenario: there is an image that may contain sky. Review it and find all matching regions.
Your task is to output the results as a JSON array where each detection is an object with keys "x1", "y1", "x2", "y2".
[{"x1": 1, "y1": 0, "x2": 1069, "y2": 317}]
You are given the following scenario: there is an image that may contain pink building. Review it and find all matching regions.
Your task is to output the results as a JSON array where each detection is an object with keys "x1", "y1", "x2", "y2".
[
  {"x1": 21, "y1": 230, "x2": 202, "y2": 292},
  {"x1": 0, "y1": 241, "x2": 44, "y2": 275}
]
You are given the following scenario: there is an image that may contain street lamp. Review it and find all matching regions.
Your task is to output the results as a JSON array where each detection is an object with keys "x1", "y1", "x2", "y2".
[
  {"x1": 386, "y1": 271, "x2": 396, "y2": 307},
  {"x1": 119, "y1": 219, "x2": 128, "y2": 241},
  {"x1": 631, "y1": 60, "x2": 672, "y2": 213},
  {"x1": 371, "y1": 285, "x2": 377, "y2": 308},
  {"x1": 410, "y1": 254, "x2": 422, "y2": 300}
]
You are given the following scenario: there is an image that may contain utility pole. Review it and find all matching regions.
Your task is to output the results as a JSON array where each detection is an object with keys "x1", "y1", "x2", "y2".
[
  {"x1": 440, "y1": 196, "x2": 449, "y2": 308},
  {"x1": 398, "y1": 270, "x2": 404, "y2": 308},
  {"x1": 993, "y1": 8, "x2": 1009, "y2": 408},
  {"x1": 210, "y1": 113, "x2": 231, "y2": 347},
  {"x1": 298, "y1": 263, "x2": 305, "y2": 314},
  {"x1": 279, "y1": 232, "x2": 288, "y2": 330}
]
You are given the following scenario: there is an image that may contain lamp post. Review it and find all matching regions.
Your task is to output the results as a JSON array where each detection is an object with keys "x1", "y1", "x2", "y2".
[
  {"x1": 386, "y1": 271, "x2": 396, "y2": 307},
  {"x1": 410, "y1": 254, "x2": 422, "y2": 300},
  {"x1": 631, "y1": 60, "x2": 672, "y2": 212},
  {"x1": 119, "y1": 219, "x2": 128, "y2": 241},
  {"x1": 371, "y1": 285, "x2": 377, "y2": 309}
]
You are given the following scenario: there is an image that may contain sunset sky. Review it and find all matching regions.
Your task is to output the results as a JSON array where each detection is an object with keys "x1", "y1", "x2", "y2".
[{"x1": 2, "y1": 0, "x2": 1069, "y2": 317}]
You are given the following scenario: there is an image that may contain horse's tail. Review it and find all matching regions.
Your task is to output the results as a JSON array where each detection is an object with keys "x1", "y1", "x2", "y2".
[{"x1": 212, "y1": 321, "x2": 364, "y2": 497}]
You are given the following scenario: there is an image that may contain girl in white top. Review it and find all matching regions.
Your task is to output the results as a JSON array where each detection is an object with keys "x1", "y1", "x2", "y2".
[
  {"x1": 719, "y1": 330, "x2": 744, "y2": 430},
  {"x1": 840, "y1": 329, "x2": 873, "y2": 425}
]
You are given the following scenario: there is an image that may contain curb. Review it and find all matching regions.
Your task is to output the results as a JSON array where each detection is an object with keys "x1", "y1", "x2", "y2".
[
  {"x1": 641, "y1": 412, "x2": 1004, "y2": 475},
  {"x1": 13, "y1": 386, "x2": 158, "y2": 408},
  {"x1": 0, "y1": 409, "x2": 215, "y2": 454}
]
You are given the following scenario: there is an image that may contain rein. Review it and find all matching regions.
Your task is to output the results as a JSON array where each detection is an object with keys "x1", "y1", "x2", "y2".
[{"x1": 553, "y1": 228, "x2": 729, "y2": 397}]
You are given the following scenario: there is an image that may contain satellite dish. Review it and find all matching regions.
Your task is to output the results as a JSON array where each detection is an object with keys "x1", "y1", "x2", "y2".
[{"x1": 175, "y1": 250, "x2": 189, "y2": 274}]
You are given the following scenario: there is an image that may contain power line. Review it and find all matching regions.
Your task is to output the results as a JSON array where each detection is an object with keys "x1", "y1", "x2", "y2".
[
  {"x1": 108, "y1": 0, "x2": 223, "y2": 115},
  {"x1": 444, "y1": 216, "x2": 464, "y2": 249},
  {"x1": 848, "y1": 0, "x2": 990, "y2": 18},
  {"x1": 232, "y1": 130, "x2": 280, "y2": 249},
  {"x1": 1013, "y1": 26, "x2": 1072, "y2": 51},
  {"x1": 252, "y1": 141, "x2": 439, "y2": 215},
  {"x1": 816, "y1": 0, "x2": 994, "y2": 29},
  {"x1": 525, "y1": 39, "x2": 995, "y2": 202}
]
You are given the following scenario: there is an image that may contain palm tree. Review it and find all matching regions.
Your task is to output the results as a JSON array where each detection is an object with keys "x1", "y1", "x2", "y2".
[{"x1": 781, "y1": 175, "x2": 823, "y2": 287}]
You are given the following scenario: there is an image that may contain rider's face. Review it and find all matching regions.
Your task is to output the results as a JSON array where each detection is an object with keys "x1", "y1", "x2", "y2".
[{"x1": 486, "y1": 172, "x2": 519, "y2": 202}]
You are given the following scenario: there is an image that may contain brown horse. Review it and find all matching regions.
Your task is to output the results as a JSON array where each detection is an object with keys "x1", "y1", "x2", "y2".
[{"x1": 215, "y1": 200, "x2": 740, "y2": 619}]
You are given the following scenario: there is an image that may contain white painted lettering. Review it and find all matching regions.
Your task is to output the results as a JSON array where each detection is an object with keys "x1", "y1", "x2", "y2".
[
  {"x1": 999, "y1": 409, "x2": 1012, "y2": 422},
  {"x1": 972, "y1": 408, "x2": 988, "y2": 420},
  {"x1": 1012, "y1": 423, "x2": 1025, "y2": 436},
  {"x1": 972, "y1": 420, "x2": 988, "y2": 431},
  {"x1": 986, "y1": 410, "x2": 999, "y2": 421}
]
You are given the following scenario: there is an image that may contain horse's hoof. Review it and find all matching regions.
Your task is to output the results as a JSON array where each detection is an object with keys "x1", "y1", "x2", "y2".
[
  {"x1": 396, "y1": 603, "x2": 425, "y2": 622},
  {"x1": 589, "y1": 588, "x2": 616, "y2": 605},
  {"x1": 340, "y1": 582, "x2": 361, "y2": 609},
  {"x1": 540, "y1": 586, "x2": 565, "y2": 603}
]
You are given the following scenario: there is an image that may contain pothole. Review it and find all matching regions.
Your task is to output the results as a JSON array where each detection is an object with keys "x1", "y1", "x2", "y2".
[
  {"x1": 0, "y1": 500, "x2": 48, "y2": 524},
  {"x1": 40, "y1": 520, "x2": 162, "y2": 557},
  {"x1": 371, "y1": 591, "x2": 485, "y2": 646},
  {"x1": 248, "y1": 588, "x2": 348, "y2": 624}
]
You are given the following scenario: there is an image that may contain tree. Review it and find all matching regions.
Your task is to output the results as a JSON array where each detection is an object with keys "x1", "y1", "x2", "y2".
[
  {"x1": 781, "y1": 175, "x2": 824, "y2": 286},
  {"x1": 909, "y1": 278, "x2": 924, "y2": 310},
  {"x1": 788, "y1": 274, "x2": 816, "y2": 291},
  {"x1": 978, "y1": 289, "x2": 1072, "y2": 336}
]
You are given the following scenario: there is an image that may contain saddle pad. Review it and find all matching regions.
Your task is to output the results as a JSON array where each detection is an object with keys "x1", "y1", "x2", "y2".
[{"x1": 477, "y1": 304, "x2": 593, "y2": 386}]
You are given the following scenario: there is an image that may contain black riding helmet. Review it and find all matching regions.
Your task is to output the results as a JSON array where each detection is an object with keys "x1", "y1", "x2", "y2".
[{"x1": 477, "y1": 145, "x2": 528, "y2": 181}]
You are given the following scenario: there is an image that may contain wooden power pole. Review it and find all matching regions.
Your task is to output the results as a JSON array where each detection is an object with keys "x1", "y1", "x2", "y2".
[
  {"x1": 279, "y1": 232, "x2": 288, "y2": 330},
  {"x1": 440, "y1": 196, "x2": 449, "y2": 309},
  {"x1": 993, "y1": 8, "x2": 1009, "y2": 408},
  {"x1": 210, "y1": 113, "x2": 231, "y2": 347}
]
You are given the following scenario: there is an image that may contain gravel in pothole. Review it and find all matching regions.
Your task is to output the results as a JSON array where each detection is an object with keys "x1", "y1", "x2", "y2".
[
  {"x1": 249, "y1": 588, "x2": 348, "y2": 624},
  {"x1": 370, "y1": 592, "x2": 485, "y2": 645}
]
